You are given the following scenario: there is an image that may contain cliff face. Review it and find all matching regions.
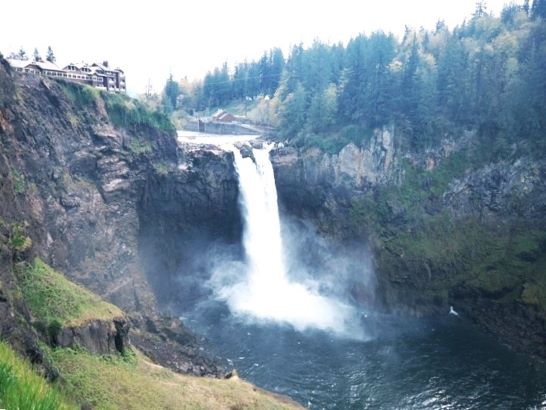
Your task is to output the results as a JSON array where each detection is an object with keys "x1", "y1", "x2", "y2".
[
  {"x1": 271, "y1": 127, "x2": 546, "y2": 358},
  {"x1": 273, "y1": 128, "x2": 398, "y2": 234},
  {"x1": 2, "y1": 54, "x2": 545, "y2": 364},
  {"x1": 0, "y1": 59, "x2": 229, "y2": 375},
  {"x1": 138, "y1": 143, "x2": 241, "y2": 307},
  {"x1": 0, "y1": 62, "x2": 177, "y2": 313}
]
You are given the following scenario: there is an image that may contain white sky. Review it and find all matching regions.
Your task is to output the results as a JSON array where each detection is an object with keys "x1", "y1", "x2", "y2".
[{"x1": 1, "y1": 0, "x2": 511, "y2": 94}]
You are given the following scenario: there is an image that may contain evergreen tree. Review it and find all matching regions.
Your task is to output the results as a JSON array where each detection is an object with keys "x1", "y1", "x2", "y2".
[
  {"x1": 307, "y1": 84, "x2": 337, "y2": 132},
  {"x1": 531, "y1": 0, "x2": 546, "y2": 18},
  {"x1": 161, "y1": 74, "x2": 181, "y2": 113},
  {"x1": 278, "y1": 82, "x2": 307, "y2": 137},
  {"x1": 33, "y1": 48, "x2": 41, "y2": 62},
  {"x1": 46, "y1": 46, "x2": 56, "y2": 63},
  {"x1": 17, "y1": 47, "x2": 27, "y2": 60}
]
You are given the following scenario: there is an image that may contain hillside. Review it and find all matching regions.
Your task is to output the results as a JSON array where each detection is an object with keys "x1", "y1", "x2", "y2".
[{"x1": 0, "y1": 57, "x2": 301, "y2": 408}]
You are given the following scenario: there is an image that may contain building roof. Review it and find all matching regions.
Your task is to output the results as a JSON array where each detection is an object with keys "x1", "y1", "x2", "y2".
[
  {"x1": 7, "y1": 59, "x2": 30, "y2": 69},
  {"x1": 7, "y1": 59, "x2": 62, "y2": 71},
  {"x1": 34, "y1": 60, "x2": 63, "y2": 71}
]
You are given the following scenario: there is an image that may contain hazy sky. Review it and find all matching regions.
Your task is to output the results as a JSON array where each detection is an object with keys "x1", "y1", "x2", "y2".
[{"x1": 1, "y1": 0, "x2": 511, "y2": 94}]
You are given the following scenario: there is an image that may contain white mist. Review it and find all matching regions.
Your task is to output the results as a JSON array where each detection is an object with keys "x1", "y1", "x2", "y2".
[{"x1": 217, "y1": 144, "x2": 360, "y2": 336}]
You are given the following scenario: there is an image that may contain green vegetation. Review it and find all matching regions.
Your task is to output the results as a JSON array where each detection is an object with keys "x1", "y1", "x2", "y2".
[
  {"x1": 60, "y1": 82, "x2": 99, "y2": 108},
  {"x1": 185, "y1": 3, "x2": 546, "y2": 157},
  {"x1": 8, "y1": 223, "x2": 32, "y2": 253},
  {"x1": 0, "y1": 341, "x2": 75, "y2": 410},
  {"x1": 153, "y1": 161, "x2": 173, "y2": 175},
  {"x1": 60, "y1": 80, "x2": 174, "y2": 135},
  {"x1": 291, "y1": 125, "x2": 373, "y2": 154},
  {"x1": 128, "y1": 138, "x2": 153, "y2": 155},
  {"x1": 50, "y1": 347, "x2": 299, "y2": 410},
  {"x1": 350, "y1": 173, "x2": 546, "y2": 310},
  {"x1": 161, "y1": 73, "x2": 181, "y2": 113},
  {"x1": 18, "y1": 258, "x2": 122, "y2": 328},
  {"x1": 11, "y1": 168, "x2": 26, "y2": 194},
  {"x1": 104, "y1": 92, "x2": 174, "y2": 133}
]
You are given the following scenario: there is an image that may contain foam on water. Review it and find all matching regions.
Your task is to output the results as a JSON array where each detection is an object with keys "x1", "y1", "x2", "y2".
[{"x1": 214, "y1": 144, "x2": 360, "y2": 336}]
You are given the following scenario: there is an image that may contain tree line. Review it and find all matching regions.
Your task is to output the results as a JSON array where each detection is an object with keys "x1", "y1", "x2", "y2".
[
  {"x1": 7, "y1": 46, "x2": 56, "y2": 63},
  {"x1": 165, "y1": 0, "x2": 546, "y2": 154}
]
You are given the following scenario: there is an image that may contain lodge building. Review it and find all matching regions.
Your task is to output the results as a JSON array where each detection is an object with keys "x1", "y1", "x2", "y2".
[{"x1": 6, "y1": 59, "x2": 126, "y2": 93}]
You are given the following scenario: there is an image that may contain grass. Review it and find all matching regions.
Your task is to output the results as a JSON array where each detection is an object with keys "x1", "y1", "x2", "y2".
[
  {"x1": 104, "y1": 92, "x2": 174, "y2": 133},
  {"x1": 18, "y1": 258, "x2": 122, "y2": 328},
  {"x1": 50, "y1": 347, "x2": 301, "y2": 410},
  {"x1": 0, "y1": 341, "x2": 75, "y2": 410},
  {"x1": 60, "y1": 82, "x2": 99, "y2": 108}
]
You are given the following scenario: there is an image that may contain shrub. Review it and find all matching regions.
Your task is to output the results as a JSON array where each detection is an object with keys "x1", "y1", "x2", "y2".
[
  {"x1": 104, "y1": 93, "x2": 174, "y2": 133},
  {"x1": 11, "y1": 169, "x2": 25, "y2": 194},
  {"x1": 9, "y1": 223, "x2": 32, "y2": 252},
  {"x1": 60, "y1": 82, "x2": 98, "y2": 108},
  {"x1": 128, "y1": 138, "x2": 153, "y2": 155}
]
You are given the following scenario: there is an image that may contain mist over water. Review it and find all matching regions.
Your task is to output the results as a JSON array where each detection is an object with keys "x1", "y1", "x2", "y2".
[
  {"x1": 210, "y1": 144, "x2": 362, "y2": 337},
  {"x1": 174, "y1": 138, "x2": 546, "y2": 409}
]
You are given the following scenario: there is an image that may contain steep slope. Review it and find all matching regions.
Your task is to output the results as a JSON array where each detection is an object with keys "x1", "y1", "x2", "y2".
[
  {"x1": 0, "y1": 58, "x2": 175, "y2": 313},
  {"x1": 0, "y1": 255, "x2": 300, "y2": 409},
  {"x1": 0, "y1": 57, "x2": 228, "y2": 379},
  {"x1": 271, "y1": 127, "x2": 546, "y2": 358}
]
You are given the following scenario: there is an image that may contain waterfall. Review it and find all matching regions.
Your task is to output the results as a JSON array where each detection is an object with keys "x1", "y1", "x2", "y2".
[{"x1": 219, "y1": 144, "x2": 358, "y2": 335}]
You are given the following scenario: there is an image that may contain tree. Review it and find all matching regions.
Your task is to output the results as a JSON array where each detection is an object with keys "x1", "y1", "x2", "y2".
[
  {"x1": 278, "y1": 82, "x2": 307, "y2": 137},
  {"x1": 531, "y1": 0, "x2": 546, "y2": 18},
  {"x1": 306, "y1": 84, "x2": 337, "y2": 132},
  {"x1": 17, "y1": 47, "x2": 27, "y2": 60},
  {"x1": 474, "y1": 1, "x2": 488, "y2": 18},
  {"x1": 46, "y1": 46, "x2": 56, "y2": 63},
  {"x1": 33, "y1": 48, "x2": 41, "y2": 62},
  {"x1": 161, "y1": 74, "x2": 181, "y2": 113}
]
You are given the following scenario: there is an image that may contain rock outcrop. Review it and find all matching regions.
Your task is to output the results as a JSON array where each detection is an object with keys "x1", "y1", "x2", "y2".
[
  {"x1": 271, "y1": 127, "x2": 546, "y2": 359},
  {"x1": 55, "y1": 318, "x2": 129, "y2": 355},
  {"x1": 0, "y1": 58, "x2": 227, "y2": 375}
]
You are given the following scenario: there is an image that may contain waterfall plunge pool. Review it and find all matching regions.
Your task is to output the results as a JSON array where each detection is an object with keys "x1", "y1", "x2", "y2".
[{"x1": 172, "y1": 141, "x2": 546, "y2": 409}]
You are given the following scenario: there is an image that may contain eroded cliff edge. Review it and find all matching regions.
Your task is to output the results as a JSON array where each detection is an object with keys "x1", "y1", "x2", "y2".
[{"x1": 271, "y1": 127, "x2": 546, "y2": 358}]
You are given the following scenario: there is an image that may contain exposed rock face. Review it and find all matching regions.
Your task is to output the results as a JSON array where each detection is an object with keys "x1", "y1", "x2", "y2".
[
  {"x1": 55, "y1": 318, "x2": 129, "y2": 355},
  {"x1": 129, "y1": 314, "x2": 225, "y2": 377},
  {"x1": 272, "y1": 127, "x2": 397, "y2": 236},
  {"x1": 0, "y1": 64, "x2": 176, "y2": 313},
  {"x1": 273, "y1": 127, "x2": 396, "y2": 191},
  {"x1": 271, "y1": 128, "x2": 546, "y2": 359},
  {"x1": 0, "y1": 58, "x2": 228, "y2": 375},
  {"x1": 137, "y1": 143, "x2": 241, "y2": 306},
  {"x1": 443, "y1": 159, "x2": 546, "y2": 220}
]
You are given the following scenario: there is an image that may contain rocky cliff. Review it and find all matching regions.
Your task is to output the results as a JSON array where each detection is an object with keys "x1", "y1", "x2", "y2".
[
  {"x1": 271, "y1": 127, "x2": 546, "y2": 358},
  {"x1": 0, "y1": 58, "x2": 227, "y2": 376},
  {"x1": 1, "y1": 51, "x2": 545, "y2": 370}
]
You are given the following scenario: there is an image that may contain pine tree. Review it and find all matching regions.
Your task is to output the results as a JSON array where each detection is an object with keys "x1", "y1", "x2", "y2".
[
  {"x1": 162, "y1": 74, "x2": 181, "y2": 113},
  {"x1": 33, "y1": 48, "x2": 41, "y2": 62},
  {"x1": 17, "y1": 47, "x2": 27, "y2": 60},
  {"x1": 46, "y1": 46, "x2": 56, "y2": 63},
  {"x1": 278, "y1": 82, "x2": 307, "y2": 137},
  {"x1": 531, "y1": 0, "x2": 546, "y2": 18}
]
